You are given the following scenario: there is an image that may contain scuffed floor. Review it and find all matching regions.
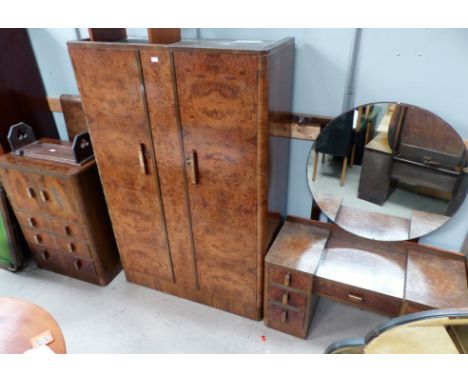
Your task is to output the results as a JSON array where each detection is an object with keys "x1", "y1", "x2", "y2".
[{"x1": 0, "y1": 263, "x2": 387, "y2": 353}]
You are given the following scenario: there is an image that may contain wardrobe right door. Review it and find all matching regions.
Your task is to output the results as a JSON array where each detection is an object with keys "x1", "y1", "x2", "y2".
[{"x1": 174, "y1": 51, "x2": 260, "y2": 304}]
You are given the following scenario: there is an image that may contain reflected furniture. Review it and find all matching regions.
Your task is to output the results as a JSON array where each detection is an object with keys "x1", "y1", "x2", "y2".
[
  {"x1": 325, "y1": 309, "x2": 468, "y2": 354},
  {"x1": 358, "y1": 105, "x2": 468, "y2": 212},
  {"x1": 0, "y1": 124, "x2": 121, "y2": 285},
  {"x1": 264, "y1": 216, "x2": 468, "y2": 338},
  {"x1": 0, "y1": 297, "x2": 66, "y2": 354},
  {"x1": 68, "y1": 35, "x2": 294, "y2": 319}
]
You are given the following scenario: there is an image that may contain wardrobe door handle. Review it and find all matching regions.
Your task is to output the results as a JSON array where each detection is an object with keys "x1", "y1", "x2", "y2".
[
  {"x1": 138, "y1": 143, "x2": 148, "y2": 175},
  {"x1": 186, "y1": 150, "x2": 198, "y2": 185},
  {"x1": 40, "y1": 190, "x2": 49, "y2": 202}
]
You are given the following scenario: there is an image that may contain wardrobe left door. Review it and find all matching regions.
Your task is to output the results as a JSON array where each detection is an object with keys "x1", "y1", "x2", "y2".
[{"x1": 69, "y1": 46, "x2": 174, "y2": 283}]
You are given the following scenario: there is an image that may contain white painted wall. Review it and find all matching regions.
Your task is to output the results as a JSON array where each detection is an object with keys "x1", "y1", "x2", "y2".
[{"x1": 26, "y1": 28, "x2": 468, "y2": 250}]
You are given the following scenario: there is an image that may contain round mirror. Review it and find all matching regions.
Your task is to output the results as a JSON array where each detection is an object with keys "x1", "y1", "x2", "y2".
[{"x1": 307, "y1": 102, "x2": 468, "y2": 241}]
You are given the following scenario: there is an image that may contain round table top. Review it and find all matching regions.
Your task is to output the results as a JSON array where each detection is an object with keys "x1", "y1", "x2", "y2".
[{"x1": 0, "y1": 297, "x2": 66, "y2": 354}]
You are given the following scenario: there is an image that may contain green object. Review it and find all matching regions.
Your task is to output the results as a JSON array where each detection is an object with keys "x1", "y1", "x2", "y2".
[
  {"x1": 0, "y1": 209, "x2": 12, "y2": 267},
  {"x1": 0, "y1": 187, "x2": 22, "y2": 271}
]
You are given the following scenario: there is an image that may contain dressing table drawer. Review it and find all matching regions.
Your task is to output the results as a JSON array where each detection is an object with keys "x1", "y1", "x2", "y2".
[
  {"x1": 55, "y1": 236, "x2": 91, "y2": 259},
  {"x1": 268, "y1": 265, "x2": 312, "y2": 293},
  {"x1": 267, "y1": 285, "x2": 307, "y2": 310},
  {"x1": 315, "y1": 278, "x2": 401, "y2": 316},
  {"x1": 267, "y1": 302, "x2": 305, "y2": 330},
  {"x1": 49, "y1": 220, "x2": 87, "y2": 240},
  {"x1": 22, "y1": 229, "x2": 56, "y2": 248}
]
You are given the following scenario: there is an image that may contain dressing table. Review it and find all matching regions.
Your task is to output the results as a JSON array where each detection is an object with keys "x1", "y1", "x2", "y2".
[
  {"x1": 264, "y1": 216, "x2": 468, "y2": 338},
  {"x1": 266, "y1": 102, "x2": 468, "y2": 339}
]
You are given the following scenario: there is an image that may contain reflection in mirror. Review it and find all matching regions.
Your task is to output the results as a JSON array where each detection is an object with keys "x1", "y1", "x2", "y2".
[{"x1": 307, "y1": 102, "x2": 468, "y2": 241}]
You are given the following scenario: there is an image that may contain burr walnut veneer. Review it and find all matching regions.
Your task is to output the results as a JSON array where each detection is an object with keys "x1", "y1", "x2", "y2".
[
  {"x1": 68, "y1": 37, "x2": 294, "y2": 319},
  {"x1": 265, "y1": 216, "x2": 468, "y2": 338},
  {"x1": 0, "y1": 138, "x2": 121, "y2": 285}
]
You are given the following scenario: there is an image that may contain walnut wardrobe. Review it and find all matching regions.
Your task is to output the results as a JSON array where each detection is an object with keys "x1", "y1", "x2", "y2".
[{"x1": 68, "y1": 37, "x2": 294, "y2": 319}]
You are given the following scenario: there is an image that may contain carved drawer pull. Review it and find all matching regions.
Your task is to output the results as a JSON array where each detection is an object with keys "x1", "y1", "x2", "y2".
[
  {"x1": 64, "y1": 225, "x2": 71, "y2": 236},
  {"x1": 34, "y1": 234, "x2": 42, "y2": 244},
  {"x1": 40, "y1": 190, "x2": 49, "y2": 202},
  {"x1": 348, "y1": 293, "x2": 363, "y2": 303},
  {"x1": 74, "y1": 259, "x2": 82, "y2": 271},
  {"x1": 138, "y1": 143, "x2": 148, "y2": 175},
  {"x1": 27, "y1": 217, "x2": 36, "y2": 228},
  {"x1": 67, "y1": 243, "x2": 76, "y2": 253},
  {"x1": 27, "y1": 187, "x2": 35, "y2": 198},
  {"x1": 283, "y1": 273, "x2": 291, "y2": 287},
  {"x1": 41, "y1": 250, "x2": 49, "y2": 261},
  {"x1": 281, "y1": 310, "x2": 288, "y2": 323},
  {"x1": 282, "y1": 292, "x2": 289, "y2": 305},
  {"x1": 186, "y1": 150, "x2": 198, "y2": 185}
]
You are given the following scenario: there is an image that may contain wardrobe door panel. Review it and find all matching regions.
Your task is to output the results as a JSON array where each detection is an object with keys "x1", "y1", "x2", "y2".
[
  {"x1": 140, "y1": 49, "x2": 198, "y2": 288},
  {"x1": 174, "y1": 52, "x2": 259, "y2": 302},
  {"x1": 69, "y1": 46, "x2": 173, "y2": 282}
]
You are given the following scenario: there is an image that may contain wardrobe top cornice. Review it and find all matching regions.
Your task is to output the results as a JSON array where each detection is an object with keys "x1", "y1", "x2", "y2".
[{"x1": 67, "y1": 37, "x2": 295, "y2": 55}]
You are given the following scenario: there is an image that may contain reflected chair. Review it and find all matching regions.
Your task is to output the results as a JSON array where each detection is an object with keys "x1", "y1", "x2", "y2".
[
  {"x1": 325, "y1": 308, "x2": 468, "y2": 354},
  {"x1": 312, "y1": 106, "x2": 369, "y2": 186}
]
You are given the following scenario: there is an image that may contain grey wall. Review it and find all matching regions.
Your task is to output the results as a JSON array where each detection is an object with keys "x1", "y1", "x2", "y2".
[{"x1": 26, "y1": 28, "x2": 468, "y2": 251}]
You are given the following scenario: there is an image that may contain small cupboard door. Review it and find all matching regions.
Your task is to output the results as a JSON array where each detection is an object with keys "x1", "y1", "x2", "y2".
[
  {"x1": 69, "y1": 46, "x2": 173, "y2": 282},
  {"x1": 174, "y1": 51, "x2": 259, "y2": 303}
]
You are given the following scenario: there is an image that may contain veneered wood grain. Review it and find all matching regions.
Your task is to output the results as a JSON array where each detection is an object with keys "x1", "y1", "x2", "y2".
[
  {"x1": 60, "y1": 94, "x2": 87, "y2": 140},
  {"x1": 140, "y1": 48, "x2": 198, "y2": 288},
  {"x1": 405, "y1": 250, "x2": 468, "y2": 308},
  {"x1": 316, "y1": 246, "x2": 406, "y2": 299},
  {"x1": 69, "y1": 46, "x2": 173, "y2": 283},
  {"x1": 0, "y1": 297, "x2": 66, "y2": 354},
  {"x1": 265, "y1": 220, "x2": 329, "y2": 274},
  {"x1": 174, "y1": 51, "x2": 259, "y2": 303}
]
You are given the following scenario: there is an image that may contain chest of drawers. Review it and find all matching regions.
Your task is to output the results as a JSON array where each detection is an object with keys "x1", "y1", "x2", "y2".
[{"x1": 0, "y1": 131, "x2": 121, "y2": 285}]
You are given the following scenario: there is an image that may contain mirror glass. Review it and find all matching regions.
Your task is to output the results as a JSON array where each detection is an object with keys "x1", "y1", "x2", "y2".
[{"x1": 307, "y1": 102, "x2": 468, "y2": 241}]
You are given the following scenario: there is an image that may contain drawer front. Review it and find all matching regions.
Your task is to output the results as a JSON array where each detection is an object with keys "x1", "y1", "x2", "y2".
[
  {"x1": 15, "y1": 211, "x2": 49, "y2": 231},
  {"x1": 267, "y1": 285, "x2": 307, "y2": 310},
  {"x1": 315, "y1": 278, "x2": 401, "y2": 316},
  {"x1": 23, "y1": 229, "x2": 56, "y2": 248},
  {"x1": 30, "y1": 246, "x2": 63, "y2": 273},
  {"x1": 267, "y1": 303, "x2": 305, "y2": 330},
  {"x1": 269, "y1": 265, "x2": 311, "y2": 293},
  {"x1": 61, "y1": 255, "x2": 98, "y2": 284},
  {"x1": 38, "y1": 177, "x2": 80, "y2": 222},
  {"x1": 0, "y1": 170, "x2": 43, "y2": 213},
  {"x1": 55, "y1": 236, "x2": 91, "y2": 259},
  {"x1": 49, "y1": 220, "x2": 87, "y2": 240}
]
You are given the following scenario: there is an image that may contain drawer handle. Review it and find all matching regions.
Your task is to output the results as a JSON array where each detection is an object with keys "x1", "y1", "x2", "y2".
[
  {"x1": 74, "y1": 259, "x2": 82, "y2": 271},
  {"x1": 27, "y1": 187, "x2": 36, "y2": 199},
  {"x1": 41, "y1": 250, "x2": 49, "y2": 261},
  {"x1": 34, "y1": 234, "x2": 42, "y2": 244},
  {"x1": 67, "y1": 243, "x2": 76, "y2": 253},
  {"x1": 27, "y1": 217, "x2": 36, "y2": 228},
  {"x1": 64, "y1": 225, "x2": 71, "y2": 236},
  {"x1": 282, "y1": 292, "x2": 289, "y2": 305},
  {"x1": 348, "y1": 293, "x2": 363, "y2": 303},
  {"x1": 281, "y1": 310, "x2": 288, "y2": 323},
  {"x1": 40, "y1": 190, "x2": 49, "y2": 202},
  {"x1": 283, "y1": 273, "x2": 291, "y2": 287}
]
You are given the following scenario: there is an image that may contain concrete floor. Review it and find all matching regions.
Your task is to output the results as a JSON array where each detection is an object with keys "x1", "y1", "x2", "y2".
[{"x1": 0, "y1": 262, "x2": 389, "y2": 353}]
